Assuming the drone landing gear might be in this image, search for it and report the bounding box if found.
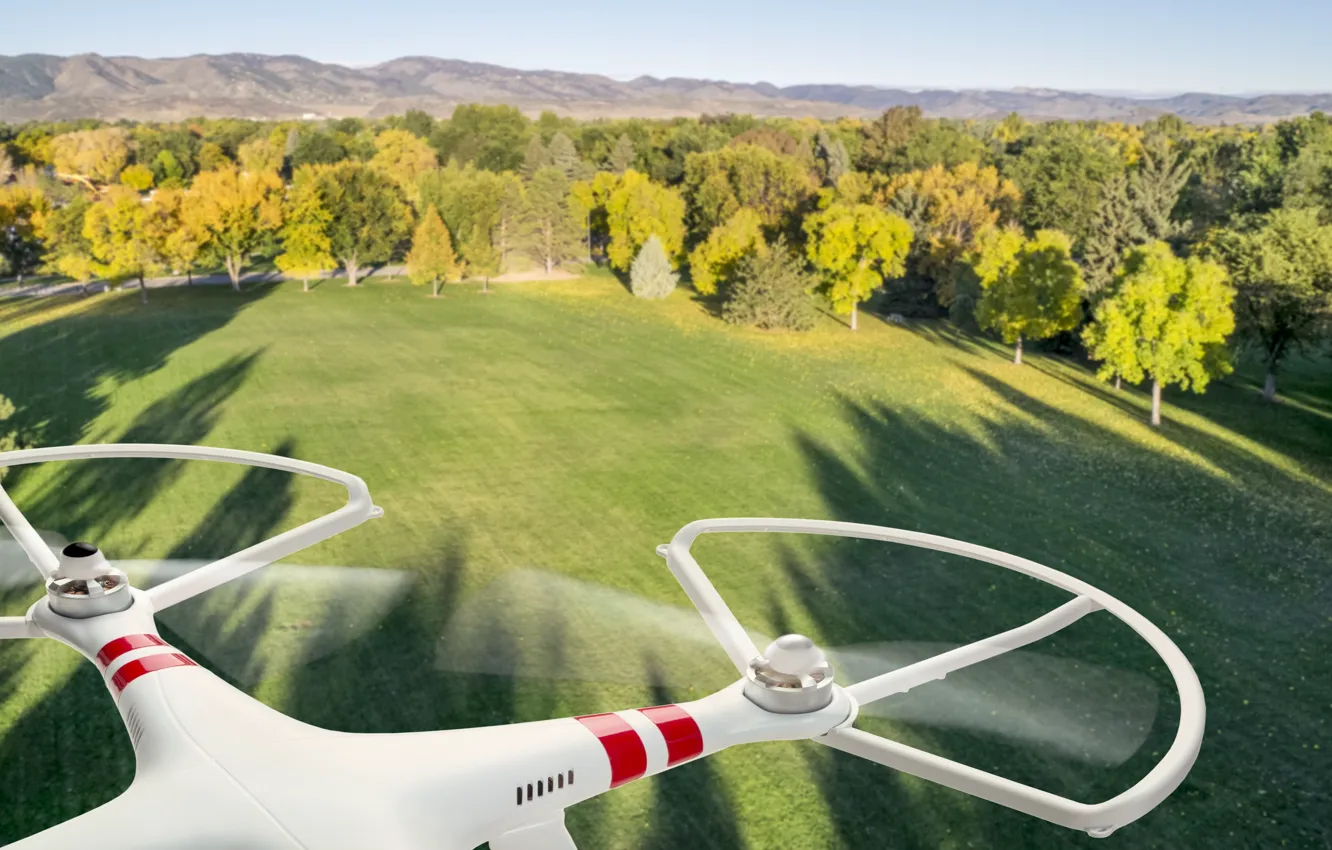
[490,811,576,850]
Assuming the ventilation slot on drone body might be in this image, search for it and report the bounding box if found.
[516,770,574,806]
[124,704,145,750]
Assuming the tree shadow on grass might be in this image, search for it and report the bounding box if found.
[786,383,1330,848]
[15,350,265,547]
[0,285,276,454]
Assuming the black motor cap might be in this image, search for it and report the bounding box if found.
[61,542,98,558]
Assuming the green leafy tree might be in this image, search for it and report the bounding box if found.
[1083,242,1236,426]
[417,162,508,269]
[723,240,817,330]
[630,234,678,299]
[688,207,767,296]
[288,129,345,169]
[519,166,582,275]
[1005,123,1121,250]
[313,162,413,286]
[803,202,914,331]
[681,144,812,240]
[276,167,336,293]
[605,170,686,271]
[1204,208,1332,401]
[464,224,500,293]
[35,194,98,293]
[406,205,460,297]
[184,164,285,292]
[973,229,1086,365]
[430,105,529,172]
[402,109,435,139]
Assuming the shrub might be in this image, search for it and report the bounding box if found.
[629,234,678,299]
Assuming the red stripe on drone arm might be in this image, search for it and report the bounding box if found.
[638,704,704,766]
[111,653,197,694]
[96,633,168,667]
[575,713,648,787]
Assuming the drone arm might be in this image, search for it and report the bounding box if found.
[0,615,40,639]
[0,478,59,579]
[846,594,1099,706]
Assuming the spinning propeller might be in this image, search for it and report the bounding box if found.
[0,444,1205,849]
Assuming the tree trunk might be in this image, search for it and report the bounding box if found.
[1150,380,1162,427]
[345,254,360,286]
[545,256,554,276]
[1013,336,1023,365]
[483,276,490,294]
[186,269,193,285]
[138,273,148,304]
[586,212,592,263]
[1114,375,1122,391]
[226,255,242,293]
[850,302,858,331]
[303,277,310,293]
[1262,371,1278,403]
[432,278,439,298]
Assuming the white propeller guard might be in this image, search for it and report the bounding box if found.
[0,443,380,619]
[661,517,1205,837]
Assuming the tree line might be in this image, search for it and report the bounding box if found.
[3,106,1332,424]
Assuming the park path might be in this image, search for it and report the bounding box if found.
[0,265,580,299]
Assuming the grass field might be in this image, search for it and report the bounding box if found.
[0,273,1328,848]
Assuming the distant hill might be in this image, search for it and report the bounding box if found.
[2,53,1330,124]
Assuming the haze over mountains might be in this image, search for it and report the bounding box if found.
[2,52,1330,124]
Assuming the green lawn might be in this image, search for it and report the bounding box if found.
[0,274,1327,848]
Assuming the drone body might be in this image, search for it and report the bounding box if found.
[0,445,1206,849]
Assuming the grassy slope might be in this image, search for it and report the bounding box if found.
[0,273,1327,848]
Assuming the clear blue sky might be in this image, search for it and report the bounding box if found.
[3,0,1329,94]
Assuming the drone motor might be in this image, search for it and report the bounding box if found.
[46,541,132,619]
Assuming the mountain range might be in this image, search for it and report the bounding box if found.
[2,53,1330,124]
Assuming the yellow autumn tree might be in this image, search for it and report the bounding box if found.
[804,203,914,331]
[882,162,1021,305]
[604,170,685,271]
[371,129,438,204]
[688,207,768,296]
[50,127,131,186]
[184,164,284,292]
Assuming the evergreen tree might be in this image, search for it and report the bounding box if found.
[519,166,582,275]
[547,133,581,179]
[630,235,678,299]
[1083,174,1148,296]
[608,134,636,174]
[1131,137,1192,243]
[521,136,550,180]
[723,240,817,330]
[815,129,850,187]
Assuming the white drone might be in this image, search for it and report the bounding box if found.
[0,444,1205,849]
